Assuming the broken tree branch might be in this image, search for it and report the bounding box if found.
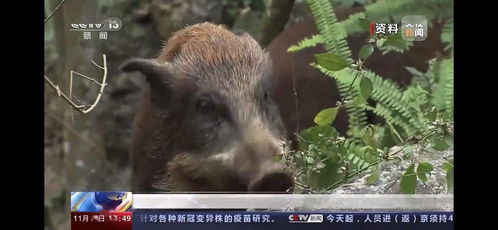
[44,0,67,24]
[44,54,108,114]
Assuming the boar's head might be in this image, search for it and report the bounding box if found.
[122,23,293,193]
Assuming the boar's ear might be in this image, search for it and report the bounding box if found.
[120,58,174,109]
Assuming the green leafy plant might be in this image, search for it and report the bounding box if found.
[284,0,454,194]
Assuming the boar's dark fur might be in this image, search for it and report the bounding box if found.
[122,23,293,193]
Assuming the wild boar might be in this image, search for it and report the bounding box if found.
[122,22,293,193]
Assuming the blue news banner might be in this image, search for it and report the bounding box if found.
[133,210,453,230]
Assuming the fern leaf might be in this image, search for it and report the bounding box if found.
[339,12,367,36]
[313,65,369,139]
[445,73,454,120]
[430,58,454,119]
[354,70,427,137]
[441,19,454,52]
[378,33,413,54]
[403,85,430,130]
[365,0,452,22]
[307,0,352,63]
[429,58,454,120]
[288,34,323,53]
[306,0,366,137]
[342,139,378,171]
[339,0,454,37]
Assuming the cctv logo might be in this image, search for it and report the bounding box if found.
[288,214,323,223]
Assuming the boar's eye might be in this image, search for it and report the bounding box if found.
[196,98,216,114]
[263,91,269,101]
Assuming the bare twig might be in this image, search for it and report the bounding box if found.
[81,55,108,113]
[69,67,75,120]
[44,54,108,114]
[91,59,105,70]
[292,53,300,136]
[44,0,67,24]
[72,70,104,86]
[44,75,85,110]
[341,70,360,105]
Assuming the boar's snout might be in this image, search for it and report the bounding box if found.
[230,121,293,192]
[248,171,293,192]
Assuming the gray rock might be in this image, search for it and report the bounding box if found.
[332,148,453,194]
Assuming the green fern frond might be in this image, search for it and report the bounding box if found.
[315,65,429,139]
[342,139,378,171]
[378,33,413,54]
[287,0,453,193]
[339,12,367,36]
[313,66,369,139]
[441,19,454,52]
[303,0,450,140]
[402,85,429,106]
[287,34,323,53]
[371,104,415,137]
[307,0,352,63]
[430,58,454,120]
[378,42,413,54]
[445,72,454,120]
[402,85,430,131]
[340,84,369,139]
[365,0,452,22]
[430,58,453,114]
[338,0,453,37]
[369,70,428,136]
[330,68,368,136]
[348,68,427,137]
[365,0,419,21]
[306,0,366,138]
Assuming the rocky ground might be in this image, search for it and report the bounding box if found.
[331,148,454,194]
